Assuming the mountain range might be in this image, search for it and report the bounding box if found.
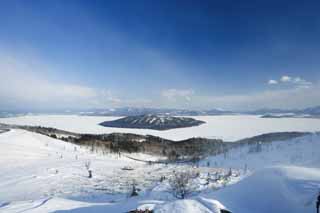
[81,106,320,117]
[1,106,320,118]
[81,107,234,116]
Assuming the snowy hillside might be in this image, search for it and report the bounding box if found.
[201,132,320,170]
[0,129,319,212]
[0,129,145,202]
[0,129,233,212]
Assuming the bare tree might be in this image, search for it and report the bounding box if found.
[85,160,92,178]
[169,170,197,199]
[227,168,232,177]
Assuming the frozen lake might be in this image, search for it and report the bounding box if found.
[1,115,320,141]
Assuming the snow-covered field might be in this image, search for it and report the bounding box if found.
[1,115,320,141]
[0,127,320,212]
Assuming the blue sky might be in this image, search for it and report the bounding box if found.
[0,0,320,110]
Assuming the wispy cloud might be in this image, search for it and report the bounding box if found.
[0,51,118,109]
[292,77,313,88]
[161,89,194,102]
[1,48,319,111]
[157,77,319,110]
[268,75,312,88]
[191,83,320,110]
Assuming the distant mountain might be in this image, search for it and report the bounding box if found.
[80,107,233,116]
[260,113,302,118]
[81,107,159,116]
[302,106,320,115]
[205,109,234,115]
[2,105,319,118]
[247,108,297,115]
[99,114,206,130]
[0,111,28,118]
[253,106,320,118]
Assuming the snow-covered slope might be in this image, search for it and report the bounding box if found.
[0,129,231,213]
[0,197,230,213]
[3,166,319,213]
[201,133,320,170]
[1,129,319,213]
[0,129,146,202]
[197,133,320,213]
[152,198,228,213]
[207,166,320,213]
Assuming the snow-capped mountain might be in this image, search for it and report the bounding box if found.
[99,114,206,130]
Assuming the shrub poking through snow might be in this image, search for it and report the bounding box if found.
[130,183,139,197]
[169,170,197,199]
[128,180,139,197]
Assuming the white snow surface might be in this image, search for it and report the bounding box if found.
[1,114,320,141]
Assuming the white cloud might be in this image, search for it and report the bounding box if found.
[99,90,122,104]
[0,52,118,109]
[0,49,318,111]
[157,77,318,110]
[269,75,312,89]
[161,89,194,101]
[293,77,302,83]
[292,77,313,88]
[268,79,278,85]
[192,83,320,110]
[280,75,292,82]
